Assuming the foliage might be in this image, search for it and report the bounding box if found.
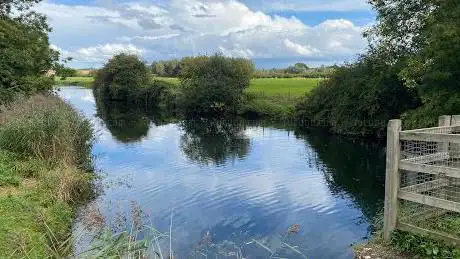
[0,0,58,104]
[55,65,77,79]
[253,65,336,78]
[93,54,151,100]
[399,0,460,128]
[178,54,254,115]
[390,230,460,258]
[296,53,420,136]
[151,59,182,77]
[0,18,56,103]
[286,63,309,74]
[298,0,460,135]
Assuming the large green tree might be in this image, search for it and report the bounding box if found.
[93,54,151,100]
[179,54,254,115]
[296,53,420,136]
[0,0,58,103]
[297,0,460,134]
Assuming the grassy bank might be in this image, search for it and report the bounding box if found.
[0,94,95,257]
[241,78,322,119]
[55,76,94,88]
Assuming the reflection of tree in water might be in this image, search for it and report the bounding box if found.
[95,98,150,143]
[295,129,386,230]
[95,94,177,143]
[180,119,250,166]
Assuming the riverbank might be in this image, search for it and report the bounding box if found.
[55,76,94,88]
[58,76,322,120]
[0,94,95,257]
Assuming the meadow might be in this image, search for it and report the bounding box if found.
[57,76,321,96]
[55,76,94,88]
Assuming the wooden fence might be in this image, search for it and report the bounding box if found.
[383,115,460,245]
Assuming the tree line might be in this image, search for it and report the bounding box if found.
[296,0,460,136]
[152,59,334,78]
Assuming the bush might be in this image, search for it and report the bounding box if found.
[296,54,420,136]
[0,94,94,169]
[0,18,56,104]
[178,54,254,115]
[390,230,460,258]
[93,54,151,100]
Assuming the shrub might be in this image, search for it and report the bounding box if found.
[178,54,254,115]
[296,54,420,136]
[0,94,94,169]
[390,230,460,258]
[93,54,151,100]
[0,18,56,104]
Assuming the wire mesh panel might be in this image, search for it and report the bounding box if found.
[396,122,460,244]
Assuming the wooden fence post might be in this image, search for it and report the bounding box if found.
[451,116,460,186]
[384,119,402,241]
[439,115,452,151]
[452,115,460,126]
[439,116,452,197]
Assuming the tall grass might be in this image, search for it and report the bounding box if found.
[0,94,96,257]
[0,94,94,170]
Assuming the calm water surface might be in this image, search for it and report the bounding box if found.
[58,87,386,259]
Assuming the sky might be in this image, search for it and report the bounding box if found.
[37,0,376,69]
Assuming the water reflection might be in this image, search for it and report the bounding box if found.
[180,119,250,166]
[94,96,175,143]
[59,87,386,259]
[296,129,386,229]
[95,99,150,143]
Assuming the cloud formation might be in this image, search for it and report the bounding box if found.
[38,0,370,68]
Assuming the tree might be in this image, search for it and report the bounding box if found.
[152,61,166,76]
[399,0,460,127]
[0,0,58,103]
[178,54,254,115]
[180,119,250,165]
[93,54,151,100]
[296,53,420,136]
[286,63,309,74]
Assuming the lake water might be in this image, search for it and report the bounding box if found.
[58,87,386,258]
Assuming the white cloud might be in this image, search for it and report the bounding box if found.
[118,34,181,42]
[283,39,319,56]
[258,0,371,12]
[72,44,145,63]
[37,0,368,67]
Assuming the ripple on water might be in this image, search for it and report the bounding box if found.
[60,88,385,259]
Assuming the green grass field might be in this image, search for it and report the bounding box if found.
[54,77,94,88]
[247,78,322,97]
[56,77,321,96]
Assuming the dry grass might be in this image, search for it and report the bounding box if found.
[40,165,94,203]
[0,94,93,168]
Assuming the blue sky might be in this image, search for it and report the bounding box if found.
[37,0,375,68]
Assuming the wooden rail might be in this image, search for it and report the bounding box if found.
[383,115,460,244]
